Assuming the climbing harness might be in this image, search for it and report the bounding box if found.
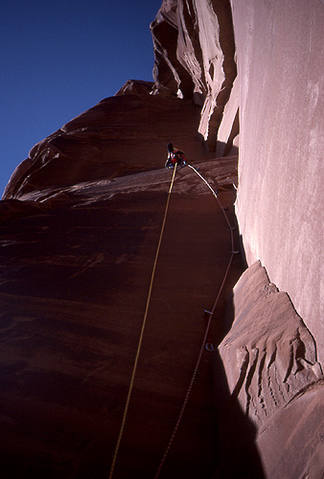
[108,165,178,479]
[109,161,237,479]
[154,164,237,479]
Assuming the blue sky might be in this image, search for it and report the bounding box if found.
[0,0,162,196]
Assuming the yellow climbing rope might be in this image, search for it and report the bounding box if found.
[108,164,178,479]
[154,163,237,479]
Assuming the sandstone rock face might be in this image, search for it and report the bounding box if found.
[231,0,324,362]
[218,261,324,478]
[115,79,154,96]
[0,153,243,477]
[216,75,239,157]
[3,84,208,201]
[151,0,323,365]
[151,0,237,151]
[150,0,195,98]
[1,0,324,477]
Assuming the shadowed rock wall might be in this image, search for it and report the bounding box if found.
[0,156,243,477]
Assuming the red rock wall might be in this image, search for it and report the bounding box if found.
[1,1,323,476]
[3,88,208,200]
[231,0,324,362]
[218,261,324,478]
[151,0,323,362]
[151,2,324,476]
[151,0,237,151]
[0,153,242,476]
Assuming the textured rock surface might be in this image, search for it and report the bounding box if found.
[1,0,324,477]
[218,261,324,478]
[231,0,324,361]
[151,0,237,151]
[151,0,323,364]
[3,85,208,200]
[150,0,195,98]
[257,385,324,479]
[0,157,243,477]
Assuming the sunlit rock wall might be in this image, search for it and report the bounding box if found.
[151,0,237,151]
[218,261,324,479]
[231,0,324,362]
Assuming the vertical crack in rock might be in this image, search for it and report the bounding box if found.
[257,348,267,416]
[151,0,237,151]
[195,0,237,150]
[150,2,195,97]
[244,346,259,417]
[176,0,207,98]
[232,345,249,398]
[232,0,323,365]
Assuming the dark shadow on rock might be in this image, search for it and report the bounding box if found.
[216,218,247,341]
[201,204,265,477]
[238,233,247,269]
[215,139,239,158]
[227,143,238,156]
[211,347,265,478]
[204,138,239,158]
[210,287,265,478]
[208,217,264,477]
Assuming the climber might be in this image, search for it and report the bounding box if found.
[165,142,187,169]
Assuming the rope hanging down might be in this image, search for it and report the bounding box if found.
[108,164,178,479]
[188,164,236,251]
[154,163,237,479]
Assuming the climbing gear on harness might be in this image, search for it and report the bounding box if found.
[166,143,188,169]
[166,159,187,169]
